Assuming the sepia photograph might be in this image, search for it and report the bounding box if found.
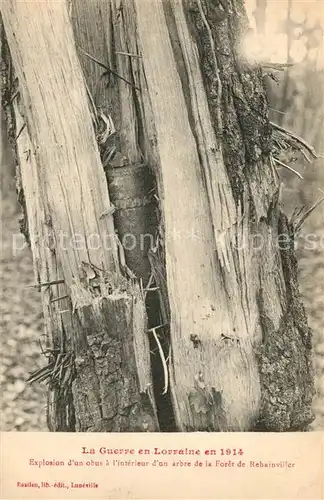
[1,0,323,438]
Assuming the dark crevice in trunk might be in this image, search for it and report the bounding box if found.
[146,292,176,431]
[1,22,29,243]
[105,160,176,431]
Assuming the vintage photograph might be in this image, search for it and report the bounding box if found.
[1,0,323,434]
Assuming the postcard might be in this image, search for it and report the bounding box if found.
[0,0,323,498]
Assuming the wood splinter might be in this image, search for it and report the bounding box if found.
[26,279,65,289]
[99,204,116,219]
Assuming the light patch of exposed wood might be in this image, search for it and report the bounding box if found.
[134,0,261,430]
[12,94,74,429]
[2,0,120,288]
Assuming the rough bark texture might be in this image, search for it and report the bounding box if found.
[1,0,159,432]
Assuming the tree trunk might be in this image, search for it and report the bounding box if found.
[1,0,159,432]
[1,0,315,432]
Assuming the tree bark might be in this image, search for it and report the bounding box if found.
[1,0,315,432]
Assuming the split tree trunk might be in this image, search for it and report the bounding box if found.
[1,0,314,432]
[1,1,159,432]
